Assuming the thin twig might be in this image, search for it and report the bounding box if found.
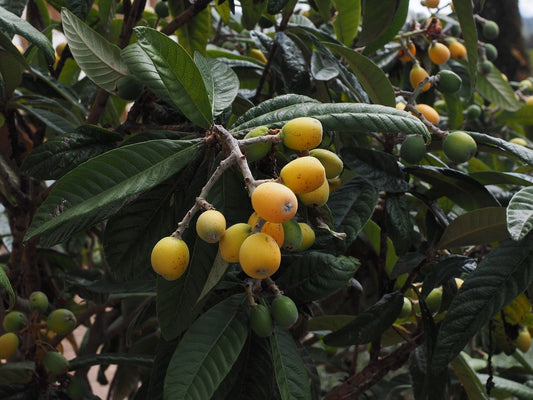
[161,0,212,35]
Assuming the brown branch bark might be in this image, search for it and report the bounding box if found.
[160,0,213,35]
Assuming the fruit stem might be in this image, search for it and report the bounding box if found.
[265,278,282,296]
[404,103,448,138]
[245,280,258,307]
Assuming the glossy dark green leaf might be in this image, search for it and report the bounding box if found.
[0,362,34,385]
[385,194,413,255]
[148,338,179,400]
[438,207,510,249]
[451,0,478,96]
[468,131,533,166]
[68,353,153,370]
[331,0,360,46]
[421,256,476,298]
[507,187,533,241]
[406,166,500,211]
[241,0,267,30]
[469,171,533,186]
[324,291,404,346]
[325,42,395,106]
[0,6,54,64]
[163,294,249,399]
[232,101,429,136]
[0,0,26,16]
[342,147,409,192]
[431,235,533,374]
[276,252,360,303]
[409,347,428,400]
[268,0,290,14]
[476,65,521,112]
[476,373,533,398]
[270,327,312,400]
[61,8,127,92]
[361,0,409,55]
[310,49,339,81]
[22,126,120,180]
[169,0,210,55]
[25,139,201,246]
[122,27,212,128]
[305,315,354,332]
[273,32,311,94]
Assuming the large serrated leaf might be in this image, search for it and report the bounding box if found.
[438,207,510,249]
[122,27,212,128]
[450,353,489,400]
[0,265,15,309]
[61,8,128,93]
[431,235,533,374]
[22,126,121,180]
[194,53,239,118]
[331,0,360,46]
[0,6,55,64]
[325,42,395,106]
[451,0,477,96]
[276,252,360,303]
[231,102,429,136]
[163,294,249,400]
[324,291,404,346]
[273,32,311,94]
[25,139,201,246]
[507,187,533,241]
[270,327,312,400]
[342,147,408,192]
[476,66,521,112]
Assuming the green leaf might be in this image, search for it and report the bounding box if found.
[231,102,428,137]
[0,7,55,64]
[122,27,212,128]
[61,8,128,92]
[272,32,311,94]
[241,0,267,30]
[361,0,409,55]
[0,362,34,385]
[431,235,533,374]
[477,374,533,398]
[468,131,533,166]
[361,219,399,275]
[325,42,395,106]
[451,0,478,96]
[442,93,464,130]
[496,104,533,125]
[450,353,489,400]
[175,2,210,55]
[438,207,510,249]
[0,265,15,309]
[148,338,179,400]
[385,194,413,255]
[25,139,201,246]
[476,65,521,112]
[507,186,533,241]
[270,327,312,400]
[305,315,354,332]
[194,53,239,117]
[405,166,500,211]
[324,291,404,346]
[197,252,229,302]
[163,294,249,399]
[341,147,408,192]
[331,0,360,46]
[21,126,121,180]
[421,256,476,299]
[469,171,533,186]
[276,252,360,303]
[68,353,153,370]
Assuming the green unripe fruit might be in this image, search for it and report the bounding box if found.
[0,332,19,359]
[400,135,426,164]
[155,1,170,18]
[425,288,443,314]
[281,219,303,251]
[3,311,28,332]
[466,104,482,120]
[484,43,498,61]
[47,309,77,335]
[483,21,500,40]
[309,149,343,179]
[479,60,493,75]
[398,297,413,319]
[271,295,298,329]
[443,131,477,163]
[29,291,49,314]
[244,126,272,162]
[43,351,69,375]
[436,70,462,94]
[250,304,273,337]
[66,376,90,400]
[116,75,144,100]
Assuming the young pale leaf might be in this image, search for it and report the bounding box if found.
[122,27,213,128]
[231,102,428,137]
[324,291,404,346]
[508,187,533,241]
[331,0,360,46]
[21,126,121,180]
[0,7,54,64]
[163,294,249,400]
[451,0,478,96]
[450,353,489,400]
[25,139,201,246]
[324,42,395,106]
[61,8,128,92]
[276,252,360,303]
[361,0,409,54]
[438,207,510,249]
[0,265,15,309]
[476,66,521,112]
[270,327,312,400]
[431,235,533,374]
[194,53,239,117]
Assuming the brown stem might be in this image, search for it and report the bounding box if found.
[161,0,213,35]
